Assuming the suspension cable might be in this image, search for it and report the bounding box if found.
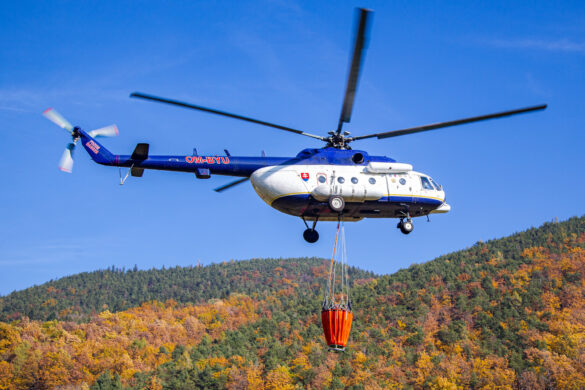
[336,220,348,309]
[328,218,341,302]
[340,221,348,305]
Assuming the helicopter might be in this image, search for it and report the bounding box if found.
[43,8,546,243]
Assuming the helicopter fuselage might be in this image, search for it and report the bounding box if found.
[80,132,449,223]
[249,148,449,221]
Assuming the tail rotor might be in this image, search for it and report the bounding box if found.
[88,124,119,138]
[58,143,76,173]
[43,108,118,173]
[42,108,74,134]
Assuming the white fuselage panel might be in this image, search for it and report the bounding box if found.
[250,164,447,216]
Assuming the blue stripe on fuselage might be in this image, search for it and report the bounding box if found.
[383,195,443,206]
[270,193,443,217]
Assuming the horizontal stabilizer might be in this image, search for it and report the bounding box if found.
[131,143,149,160]
[214,177,248,192]
[131,167,144,177]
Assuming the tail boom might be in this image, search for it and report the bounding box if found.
[78,131,288,178]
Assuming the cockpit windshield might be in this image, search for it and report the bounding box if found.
[430,178,442,191]
[420,176,434,190]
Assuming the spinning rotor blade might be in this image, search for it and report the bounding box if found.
[58,143,75,173]
[88,124,119,138]
[336,8,372,134]
[43,108,74,133]
[350,104,548,141]
[214,177,249,193]
[130,92,325,141]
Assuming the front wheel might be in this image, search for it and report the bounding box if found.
[400,220,413,234]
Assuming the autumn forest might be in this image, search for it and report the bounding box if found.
[1,216,585,389]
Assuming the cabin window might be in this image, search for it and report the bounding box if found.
[337,177,345,184]
[318,175,327,184]
[351,177,358,184]
[420,176,434,190]
[369,177,376,185]
[399,178,406,185]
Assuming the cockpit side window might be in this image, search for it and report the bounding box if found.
[420,176,434,190]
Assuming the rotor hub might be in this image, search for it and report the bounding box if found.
[326,131,352,149]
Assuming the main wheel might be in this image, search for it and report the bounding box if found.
[303,228,319,243]
[328,196,345,213]
[400,220,413,235]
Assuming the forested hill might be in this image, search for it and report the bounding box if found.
[374,214,585,295]
[0,257,376,322]
[1,216,585,389]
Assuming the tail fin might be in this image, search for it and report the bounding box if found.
[79,130,115,165]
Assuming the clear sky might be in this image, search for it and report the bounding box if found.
[1,1,584,295]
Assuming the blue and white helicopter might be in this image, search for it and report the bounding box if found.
[44,9,546,243]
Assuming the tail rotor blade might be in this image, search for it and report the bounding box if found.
[43,108,74,133]
[88,124,119,138]
[58,143,75,173]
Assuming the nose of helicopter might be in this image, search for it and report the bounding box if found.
[431,188,450,214]
[433,202,451,213]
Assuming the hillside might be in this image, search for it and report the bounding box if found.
[0,257,376,322]
[0,216,584,389]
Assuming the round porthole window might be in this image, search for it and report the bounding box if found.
[369,177,376,185]
[399,178,406,185]
[318,175,326,183]
[351,177,358,184]
[337,177,345,184]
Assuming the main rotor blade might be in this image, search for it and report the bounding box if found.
[214,177,249,193]
[130,92,325,141]
[350,104,548,141]
[336,8,372,134]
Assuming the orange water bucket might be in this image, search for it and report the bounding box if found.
[321,308,353,351]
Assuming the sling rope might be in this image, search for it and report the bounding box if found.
[328,218,341,300]
[324,216,351,310]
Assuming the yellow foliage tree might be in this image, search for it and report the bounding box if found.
[266,365,294,390]
[246,364,265,390]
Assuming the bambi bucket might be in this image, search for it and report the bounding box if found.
[321,308,353,351]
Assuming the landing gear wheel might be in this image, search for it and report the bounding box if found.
[328,196,345,213]
[399,220,414,235]
[303,228,319,243]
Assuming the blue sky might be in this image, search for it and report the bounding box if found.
[1,1,584,295]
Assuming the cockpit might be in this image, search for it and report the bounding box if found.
[420,176,442,191]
